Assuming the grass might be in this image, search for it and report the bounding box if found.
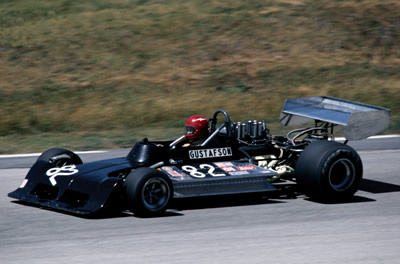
[0,0,399,153]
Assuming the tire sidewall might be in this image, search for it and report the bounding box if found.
[319,147,362,200]
[37,148,82,166]
[295,141,363,202]
[124,167,173,217]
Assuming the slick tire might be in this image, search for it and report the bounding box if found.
[295,141,363,203]
[37,148,83,167]
[124,168,173,217]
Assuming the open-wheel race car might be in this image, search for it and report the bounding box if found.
[9,96,391,217]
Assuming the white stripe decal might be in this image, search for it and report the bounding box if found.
[0,150,107,159]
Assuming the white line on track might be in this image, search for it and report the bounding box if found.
[0,150,107,159]
[0,135,399,159]
[335,135,400,141]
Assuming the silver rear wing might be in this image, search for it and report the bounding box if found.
[279,96,391,141]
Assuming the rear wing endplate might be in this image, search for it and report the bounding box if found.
[280,96,391,140]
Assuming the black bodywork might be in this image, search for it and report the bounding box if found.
[9,135,278,215]
[8,97,391,216]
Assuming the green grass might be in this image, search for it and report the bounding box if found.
[0,0,399,153]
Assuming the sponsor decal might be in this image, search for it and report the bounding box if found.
[237,165,256,171]
[222,167,236,172]
[259,170,273,174]
[46,165,79,186]
[189,147,232,159]
[229,171,248,176]
[214,162,235,167]
[162,166,184,177]
[167,170,183,177]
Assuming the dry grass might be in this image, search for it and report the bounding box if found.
[0,0,399,153]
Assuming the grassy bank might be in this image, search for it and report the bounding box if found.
[1,0,399,153]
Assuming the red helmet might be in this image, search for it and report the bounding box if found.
[185,115,209,140]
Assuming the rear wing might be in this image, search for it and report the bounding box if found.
[279,96,391,141]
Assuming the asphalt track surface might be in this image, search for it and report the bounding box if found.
[1,137,399,264]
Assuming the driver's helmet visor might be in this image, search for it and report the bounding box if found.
[185,126,195,135]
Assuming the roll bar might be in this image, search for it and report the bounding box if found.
[201,109,232,146]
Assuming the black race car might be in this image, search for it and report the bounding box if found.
[8,96,391,217]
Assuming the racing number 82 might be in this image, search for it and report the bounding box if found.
[182,164,225,178]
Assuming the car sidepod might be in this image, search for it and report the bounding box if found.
[161,161,277,198]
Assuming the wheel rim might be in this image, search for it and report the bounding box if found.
[53,159,72,167]
[328,158,356,191]
[141,177,171,211]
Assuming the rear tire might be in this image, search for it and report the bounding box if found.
[124,168,173,217]
[295,141,363,202]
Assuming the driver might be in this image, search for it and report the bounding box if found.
[183,115,209,146]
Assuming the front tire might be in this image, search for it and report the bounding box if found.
[295,141,363,202]
[124,168,173,217]
[37,148,82,167]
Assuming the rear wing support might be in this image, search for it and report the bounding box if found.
[279,96,391,141]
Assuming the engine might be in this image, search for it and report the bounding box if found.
[232,120,270,144]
